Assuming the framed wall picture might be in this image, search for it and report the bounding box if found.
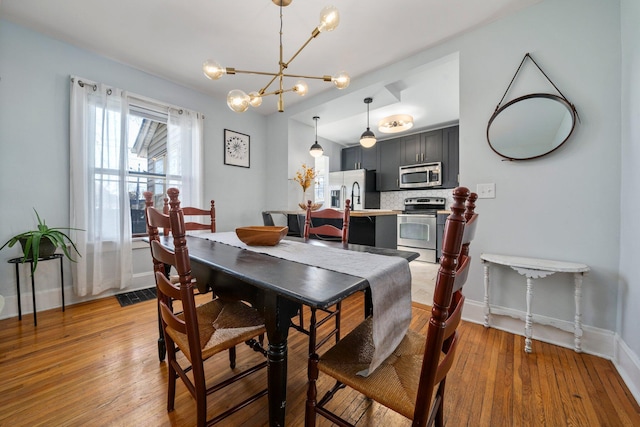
[224,129,250,168]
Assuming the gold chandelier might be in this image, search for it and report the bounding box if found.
[202,0,350,113]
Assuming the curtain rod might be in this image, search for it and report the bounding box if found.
[70,76,204,119]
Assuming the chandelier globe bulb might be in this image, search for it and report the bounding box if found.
[318,6,340,32]
[227,89,250,113]
[202,60,225,80]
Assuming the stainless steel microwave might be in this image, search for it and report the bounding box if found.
[399,162,442,189]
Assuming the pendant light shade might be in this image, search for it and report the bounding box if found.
[310,116,324,157]
[360,97,376,148]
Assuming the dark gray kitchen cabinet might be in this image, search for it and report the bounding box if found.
[441,125,459,188]
[376,138,402,191]
[421,129,443,163]
[348,215,398,249]
[400,129,443,166]
[341,145,377,170]
[400,133,422,166]
[342,125,458,191]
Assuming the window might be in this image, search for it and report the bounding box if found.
[70,76,203,295]
[126,105,173,236]
[314,155,329,204]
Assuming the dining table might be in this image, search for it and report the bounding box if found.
[158,232,419,426]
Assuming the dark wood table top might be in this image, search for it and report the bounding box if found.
[161,235,418,309]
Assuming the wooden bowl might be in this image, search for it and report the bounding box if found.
[235,226,289,246]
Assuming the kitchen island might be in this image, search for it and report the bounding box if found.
[265,209,400,249]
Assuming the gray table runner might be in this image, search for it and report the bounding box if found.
[192,231,412,376]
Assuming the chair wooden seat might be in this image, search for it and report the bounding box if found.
[305,187,478,427]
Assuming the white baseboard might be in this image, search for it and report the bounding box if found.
[463,299,615,359]
[613,335,640,405]
[0,270,156,320]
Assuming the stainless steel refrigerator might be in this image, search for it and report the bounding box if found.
[328,169,380,210]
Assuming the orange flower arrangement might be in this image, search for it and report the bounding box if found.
[293,163,317,192]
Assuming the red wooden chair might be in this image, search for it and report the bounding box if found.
[147,188,268,426]
[290,200,351,355]
[305,187,478,427]
[144,191,221,362]
[162,196,215,234]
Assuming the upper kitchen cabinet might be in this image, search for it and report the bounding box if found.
[400,129,443,166]
[341,145,378,171]
[342,125,458,191]
[376,138,402,191]
[441,125,459,188]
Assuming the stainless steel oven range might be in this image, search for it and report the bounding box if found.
[397,197,446,263]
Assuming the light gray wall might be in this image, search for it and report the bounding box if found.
[0,19,268,307]
[459,0,621,330]
[620,0,640,358]
[266,0,623,333]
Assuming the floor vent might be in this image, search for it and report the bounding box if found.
[116,287,156,307]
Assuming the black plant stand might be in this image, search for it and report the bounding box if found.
[8,253,64,326]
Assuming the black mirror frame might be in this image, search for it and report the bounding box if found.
[486,93,578,161]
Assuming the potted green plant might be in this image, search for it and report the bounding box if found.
[1,209,82,273]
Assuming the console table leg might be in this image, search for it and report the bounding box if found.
[483,263,491,327]
[574,272,584,353]
[524,277,534,353]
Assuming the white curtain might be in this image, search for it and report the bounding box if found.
[69,77,133,296]
[167,108,204,207]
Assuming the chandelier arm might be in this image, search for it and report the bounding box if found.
[282,32,318,69]
[234,69,331,80]
[232,69,281,77]
[282,73,332,81]
[258,74,280,95]
[259,86,303,98]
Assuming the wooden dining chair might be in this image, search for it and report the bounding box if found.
[144,191,221,362]
[290,200,351,355]
[163,196,215,235]
[148,187,268,427]
[305,187,479,427]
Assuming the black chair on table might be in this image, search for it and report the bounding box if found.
[147,187,268,427]
[261,211,275,226]
[305,187,479,427]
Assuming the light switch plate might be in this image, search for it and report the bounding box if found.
[477,183,495,199]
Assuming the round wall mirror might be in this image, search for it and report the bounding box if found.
[487,93,577,161]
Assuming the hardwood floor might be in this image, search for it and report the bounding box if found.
[0,293,638,426]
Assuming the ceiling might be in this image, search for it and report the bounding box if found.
[0,0,540,145]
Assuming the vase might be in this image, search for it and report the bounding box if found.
[298,191,308,211]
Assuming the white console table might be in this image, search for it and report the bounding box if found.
[480,253,589,353]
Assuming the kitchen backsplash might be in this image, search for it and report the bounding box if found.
[381,189,456,211]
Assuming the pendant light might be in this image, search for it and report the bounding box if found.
[309,116,324,157]
[360,97,376,148]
